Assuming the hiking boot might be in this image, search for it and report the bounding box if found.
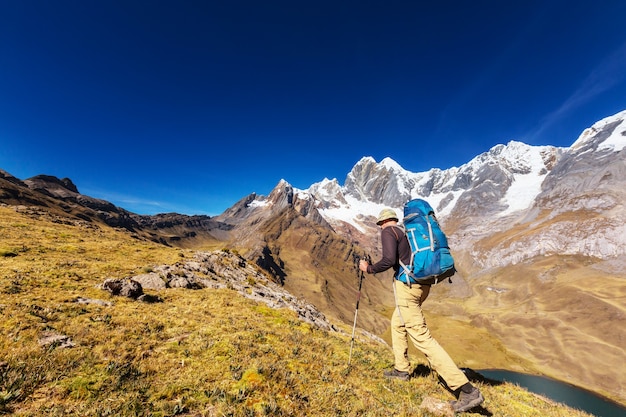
[451,386,484,413]
[383,368,410,381]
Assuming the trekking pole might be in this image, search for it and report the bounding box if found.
[348,254,370,366]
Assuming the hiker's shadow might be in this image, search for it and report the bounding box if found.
[410,365,504,386]
[461,405,492,416]
[462,367,504,386]
[410,364,433,378]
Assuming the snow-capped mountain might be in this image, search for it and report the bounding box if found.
[230,109,626,268]
[312,140,563,228]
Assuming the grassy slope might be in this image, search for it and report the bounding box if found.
[0,206,595,416]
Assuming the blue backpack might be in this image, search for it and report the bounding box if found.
[396,199,456,285]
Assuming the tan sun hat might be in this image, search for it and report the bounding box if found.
[376,208,398,225]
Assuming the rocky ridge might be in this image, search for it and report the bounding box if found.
[0,169,227,246]
[146,250,338,331]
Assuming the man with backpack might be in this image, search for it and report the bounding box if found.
[358,207,484,413]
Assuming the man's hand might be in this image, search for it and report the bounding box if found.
[359,259,369,273]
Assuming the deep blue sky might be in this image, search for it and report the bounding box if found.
[1,1,625,215]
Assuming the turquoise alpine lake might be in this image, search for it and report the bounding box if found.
[478,369,626,417]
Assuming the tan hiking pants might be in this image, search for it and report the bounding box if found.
[391,280,469,391]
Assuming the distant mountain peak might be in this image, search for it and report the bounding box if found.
[571,109,626,153]
[24,174,80,198]
[379,157,404,171]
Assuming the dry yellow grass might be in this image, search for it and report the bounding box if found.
[0,205,597,416]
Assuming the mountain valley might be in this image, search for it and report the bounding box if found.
[1,109,625,412]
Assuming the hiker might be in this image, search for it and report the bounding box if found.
[358,208,484,413]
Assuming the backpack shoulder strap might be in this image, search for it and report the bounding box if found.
[390,224,413,287]
[389,224,405,239]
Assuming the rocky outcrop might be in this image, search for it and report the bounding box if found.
[102,278,144,298]
[109,250,338,332]
[38,332,75,349]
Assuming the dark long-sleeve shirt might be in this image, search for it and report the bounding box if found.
[367,225,411,275]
